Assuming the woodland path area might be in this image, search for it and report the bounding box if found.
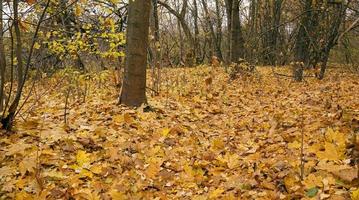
[0,67,358,199]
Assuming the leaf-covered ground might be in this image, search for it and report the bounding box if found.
[0,66,358,199]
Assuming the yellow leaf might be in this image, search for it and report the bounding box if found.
[43,170,65,180]
[5,143,31,156]
[308,143,322,154]
[79,169,93,178]
[123,113,134,124]
[303,174,323,189]
[90,165,103,174]
[19,154,37,175]
[162,128,170,137]
[192,195,207,200]
[211,138,224,151]
[316,142,343,161]
[225,153,240,169]
[209,188,225,199]
[284,173,299,192]
[15,190,33,200]
[75,5,83,16]
[34,42,41,50]
[76,150,90,167]
[145,163,160,179]
[112,114,123,124]
[110,190,126,200]
[326,128,346,148]
[288,140,301,149]
[352,188,359,200]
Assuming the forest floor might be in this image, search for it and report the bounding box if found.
[0,66,358,200]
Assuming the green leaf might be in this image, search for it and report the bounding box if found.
[306,187,319,197]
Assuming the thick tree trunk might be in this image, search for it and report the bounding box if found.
[293,0,313,81]
[263,0,282,65]
[119,0,151,107]
[230,0,245,62]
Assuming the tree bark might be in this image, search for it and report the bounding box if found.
[193,0,200,64]
[317,2,346,80]
[2,0,23,129]
[230,0,245,62]
[215,0,223,61]
[293,0,313,81]
[0,0,6,113]
[201,0,223,61]
[119,0,151,107]
[151,0,161,92]
[224,0,233,63]
[158,0,194,52]
[263,0,282,65]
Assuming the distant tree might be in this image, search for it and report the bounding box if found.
[225,0,245,63]
[293,0,313,81]
[119,0,152,107]
[293,0,347,81]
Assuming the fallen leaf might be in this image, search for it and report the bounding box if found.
[209,188,225,199]
[76,150,90,167]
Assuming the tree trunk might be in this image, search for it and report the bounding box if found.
[201,0,223,61]
[193,0,201,64]
[293,0,312,81]
[224,0,233,64]
[317,2,345,80]
[0,0,6,113]
[151,0,161,93]
[230,0,245,62]
[178,19,184,64]
[215,0,223,61]
[119,0,151,107]
[158,0,195,58]
[263,0,282,65]
[271,0,282,65]
[2,0,24,129]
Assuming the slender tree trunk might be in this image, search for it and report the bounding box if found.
[2,0,50,129]
[0,0,6,113]
[151,0,161,93]
[178,19,184,64]
[225,0,233,64]
[193,0,200,64]
[248,0,257,63]
[317,2,345,80]
[270,0,282,65]
[201,0,223,61]
[215,0,223,61]
[119,0,151,107]
[2,0,23,129]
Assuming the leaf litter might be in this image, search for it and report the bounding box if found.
[0,66,358,199]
